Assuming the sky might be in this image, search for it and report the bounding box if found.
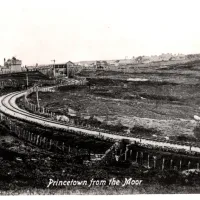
[0,0,200,65]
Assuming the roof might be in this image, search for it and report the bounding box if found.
[67,61,74,65]
[49,61,74,66]
[26,66,36,69]
[96,60,108,65]
[1,66,9,69]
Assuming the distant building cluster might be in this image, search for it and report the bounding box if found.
[133,53,186,64]
[76,53,189,71]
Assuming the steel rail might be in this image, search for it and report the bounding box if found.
[0,87,200,154]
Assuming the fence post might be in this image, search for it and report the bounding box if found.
[62,142,65,152]
[43,137,46,148]
[125,149,128,161]
[130,149,132,157]
[162,158,165,171]
[49,139,52,150]
[188,161,191,169]
[36,135,40,145]
[56,141,59,151]
[153,156,157,169]
[179,160,182,170]
[147,154,150,168]
[30,132,32,142]
[140,152,143,165]
[170,159,173,169]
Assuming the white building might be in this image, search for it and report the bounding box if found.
[2,57,22,72]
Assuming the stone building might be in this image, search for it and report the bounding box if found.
[36,61,76,78]
[95,60,108,70]
[2,57,22,72]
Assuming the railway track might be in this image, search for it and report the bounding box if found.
[0,81,200,154]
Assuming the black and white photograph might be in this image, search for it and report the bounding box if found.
[0,0,200,196]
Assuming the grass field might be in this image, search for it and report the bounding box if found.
[27,64,200,142]
[0,71,50,86]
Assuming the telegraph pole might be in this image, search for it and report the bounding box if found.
[36,85,40,108]
[51,59,56,78]
[124,56,128,74]
[26,73,29,88]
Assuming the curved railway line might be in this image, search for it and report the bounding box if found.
[0,81,200,154]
